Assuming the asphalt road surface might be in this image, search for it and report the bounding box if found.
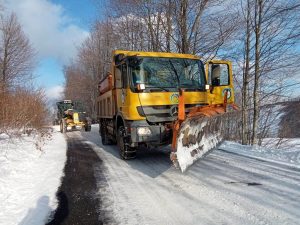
[46,132,112,225]
[48,126,300,225]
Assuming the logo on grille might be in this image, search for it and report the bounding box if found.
[170,93,179,104]
[170,105,178,117]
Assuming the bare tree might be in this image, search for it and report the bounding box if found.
[241,0,251,145]
[251,0,263,144]
[63,17,125,119]
[231,0,300,145]
[0,13,35,91]
[0,86,47,136]
[103,0,239,56]
[0,12,47,137]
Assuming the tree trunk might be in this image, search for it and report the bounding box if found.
[180,0,188,53]
[166,0,172,52]
[242,0,251,145]
[252,0,262,145]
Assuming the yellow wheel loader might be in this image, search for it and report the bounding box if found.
[57,100,92,133]
[97,50,237,171]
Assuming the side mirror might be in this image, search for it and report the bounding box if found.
[114,54,125,65]
[127,56,142,68]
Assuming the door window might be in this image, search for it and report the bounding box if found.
[208,64,229,86]
[121,64,127,88]
[115,66,122,88]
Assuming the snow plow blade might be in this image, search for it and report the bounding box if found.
[171,89,238,172]
[171,106,226,172]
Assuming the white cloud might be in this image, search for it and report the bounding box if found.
[46,85,63,100]
[4,0,89,64]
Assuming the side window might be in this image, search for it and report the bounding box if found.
[115,66,122,88]
[115,64,127,88]
[121,64,127,88]
[209,64,229,86]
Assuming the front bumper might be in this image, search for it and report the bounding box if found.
[128,120,172,146]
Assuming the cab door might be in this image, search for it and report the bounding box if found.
[205,60,234,105]
[115,63,129,118]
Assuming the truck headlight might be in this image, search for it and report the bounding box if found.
[137,127,151,136]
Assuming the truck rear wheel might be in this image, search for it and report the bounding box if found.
[117,126,136,159]
[100,124,111,145]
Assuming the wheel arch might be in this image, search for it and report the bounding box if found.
[116,113,125,129]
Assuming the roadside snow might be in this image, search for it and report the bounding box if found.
[220,139,300,169]
[0,126,67,225]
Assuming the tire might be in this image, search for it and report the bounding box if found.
[100,124,111,145]
[85,125,91,132]
[116,126,136,159]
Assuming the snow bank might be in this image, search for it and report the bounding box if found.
[220,139,300,169]
[0,126,67,225]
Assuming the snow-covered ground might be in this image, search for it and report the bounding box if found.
[1,123,300,225]
[80,125,300,225]
[220,139,300,169]
[0,126,67,225]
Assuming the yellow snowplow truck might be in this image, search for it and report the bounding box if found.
[57,100,91,133]
[97,50,237,171]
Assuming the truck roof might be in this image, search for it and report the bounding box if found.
[113,50,200,60]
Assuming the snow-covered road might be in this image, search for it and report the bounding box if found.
[77,126,300,225]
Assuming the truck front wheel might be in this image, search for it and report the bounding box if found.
[117,126,136,159]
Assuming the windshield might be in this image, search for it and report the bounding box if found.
[57,102,73,111]
[130,57,205,90]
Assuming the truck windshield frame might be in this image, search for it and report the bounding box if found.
[128,57,206,92]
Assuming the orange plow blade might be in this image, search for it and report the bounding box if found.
[171,106,227,172]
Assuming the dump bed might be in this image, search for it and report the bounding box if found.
[98,73,113,94]
[97,73,115,119]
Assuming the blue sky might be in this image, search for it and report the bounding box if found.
[4,0,99,100]
[3,0,300,100]
[51,0,98,29]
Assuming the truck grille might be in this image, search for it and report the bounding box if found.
[136,104,207,123]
